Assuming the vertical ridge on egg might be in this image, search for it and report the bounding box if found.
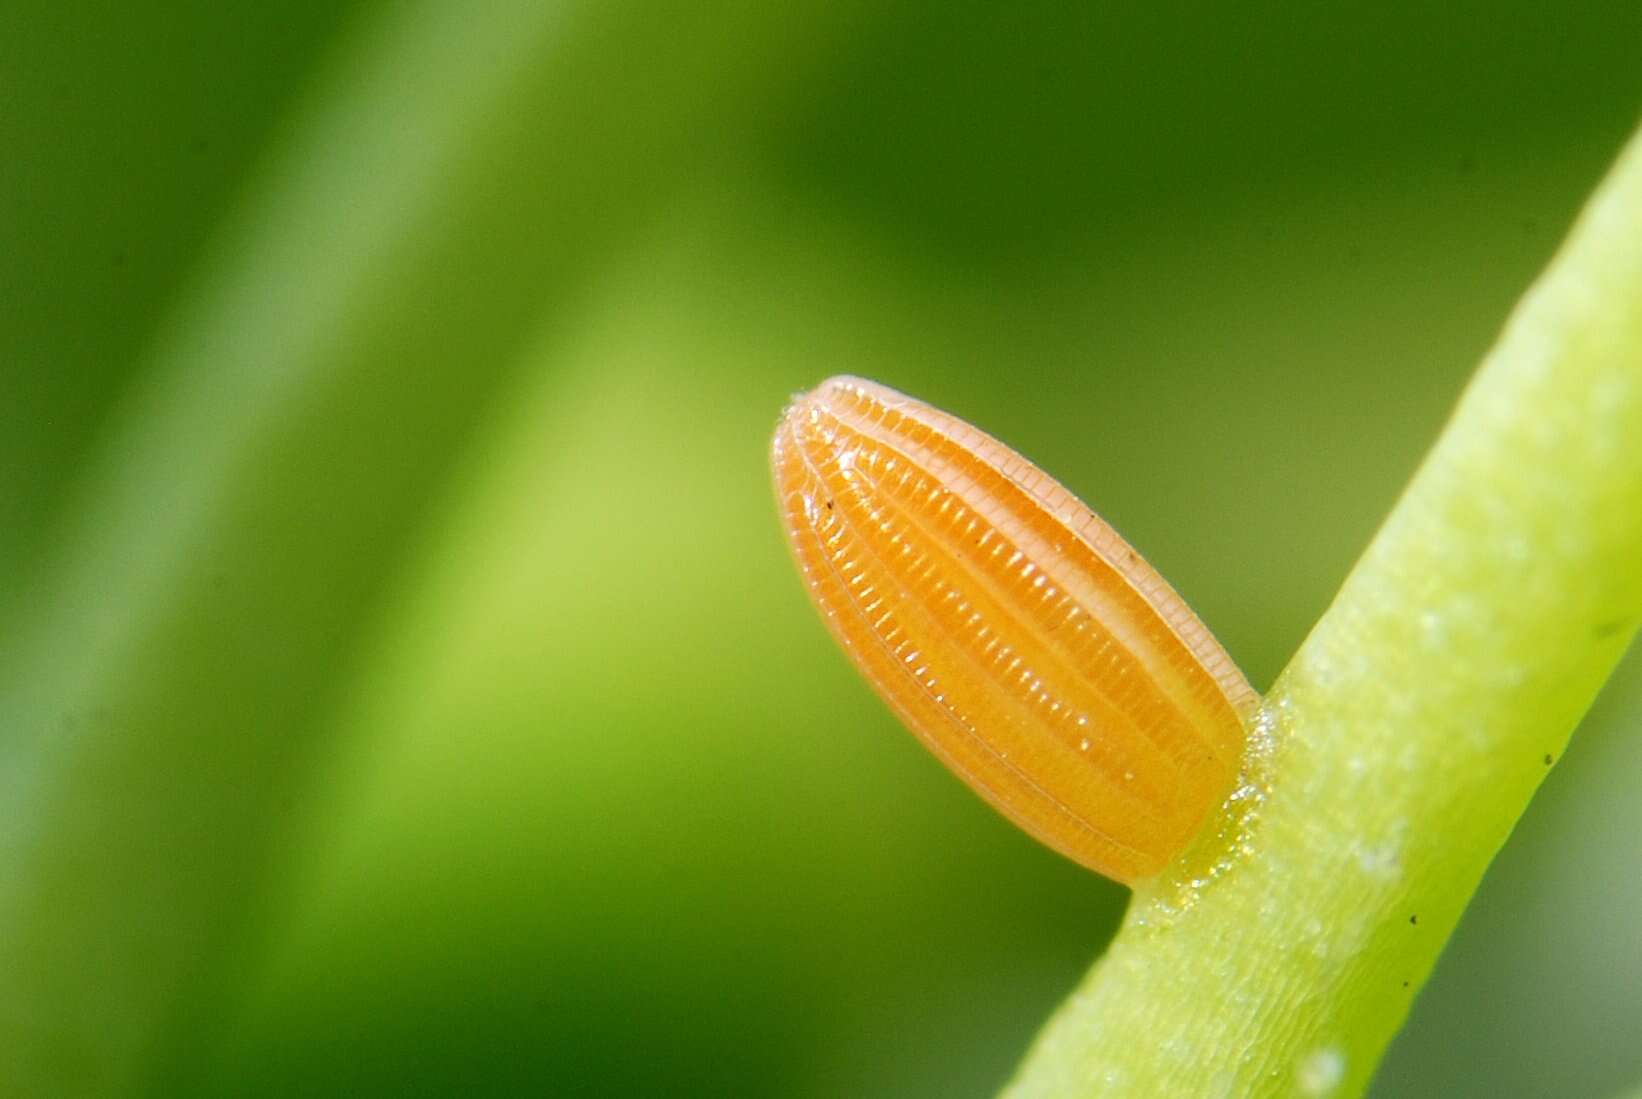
[771,375,1258,884]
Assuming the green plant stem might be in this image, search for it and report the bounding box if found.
[1004,126,1642,1098]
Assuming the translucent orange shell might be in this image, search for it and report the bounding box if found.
[771,376,1259,884]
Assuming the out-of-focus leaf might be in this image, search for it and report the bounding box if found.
[0,0,363,574]
[0,1,859,1093]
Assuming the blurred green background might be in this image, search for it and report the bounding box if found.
[3,2,1640,1096]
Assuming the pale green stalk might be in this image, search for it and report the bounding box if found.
[1005,125,1642,1098]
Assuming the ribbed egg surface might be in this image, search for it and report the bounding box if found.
[771,376,1258,884]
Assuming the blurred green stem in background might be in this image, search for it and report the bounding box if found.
[1005,126,1642,1098]
[0,1,854,1094]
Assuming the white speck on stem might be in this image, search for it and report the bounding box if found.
[1355,838,1404,881]
[1296,1047,1346,1095]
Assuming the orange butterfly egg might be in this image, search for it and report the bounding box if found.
[771,376,1259,884]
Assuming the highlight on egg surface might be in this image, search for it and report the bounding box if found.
[770,376,1259,885]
